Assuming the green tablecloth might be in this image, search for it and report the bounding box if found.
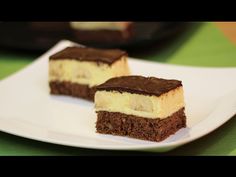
[0,22,236,156]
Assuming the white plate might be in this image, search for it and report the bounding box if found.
[0,40,236,152]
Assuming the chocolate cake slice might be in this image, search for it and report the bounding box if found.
[95,76,186,142]
[49,46,130,101]
[70,22,133,44]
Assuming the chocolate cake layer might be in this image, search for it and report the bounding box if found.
[96,76,182,97]
[49,46,127,65]
[70,22,133,44]
[96,108,186,142]
[49,81,96,101]
[72,29,133,44]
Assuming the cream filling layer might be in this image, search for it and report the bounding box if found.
[95,87,185,119]
[70,22,129,31]
[49,57,130,87]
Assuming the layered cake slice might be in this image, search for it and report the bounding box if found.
[49,46,130,101]
[70,22,133,43]
[95,76,186,142]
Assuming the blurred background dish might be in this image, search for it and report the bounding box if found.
[0,22,189,53]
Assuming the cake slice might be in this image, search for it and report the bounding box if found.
[70,22,133,43]
[49,46,130,101]
[95,76,186,142]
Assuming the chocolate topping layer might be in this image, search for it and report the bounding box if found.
[96,76,182,96]
[49,46,127,65]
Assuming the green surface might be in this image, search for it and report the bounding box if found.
[0,22,236,156]
[146,22,236,67]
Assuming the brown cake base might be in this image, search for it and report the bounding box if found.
[96,108,186,142]
[73,30,132,44]
[49,81,96,101]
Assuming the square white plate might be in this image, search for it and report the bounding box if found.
[0,40,236,152]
